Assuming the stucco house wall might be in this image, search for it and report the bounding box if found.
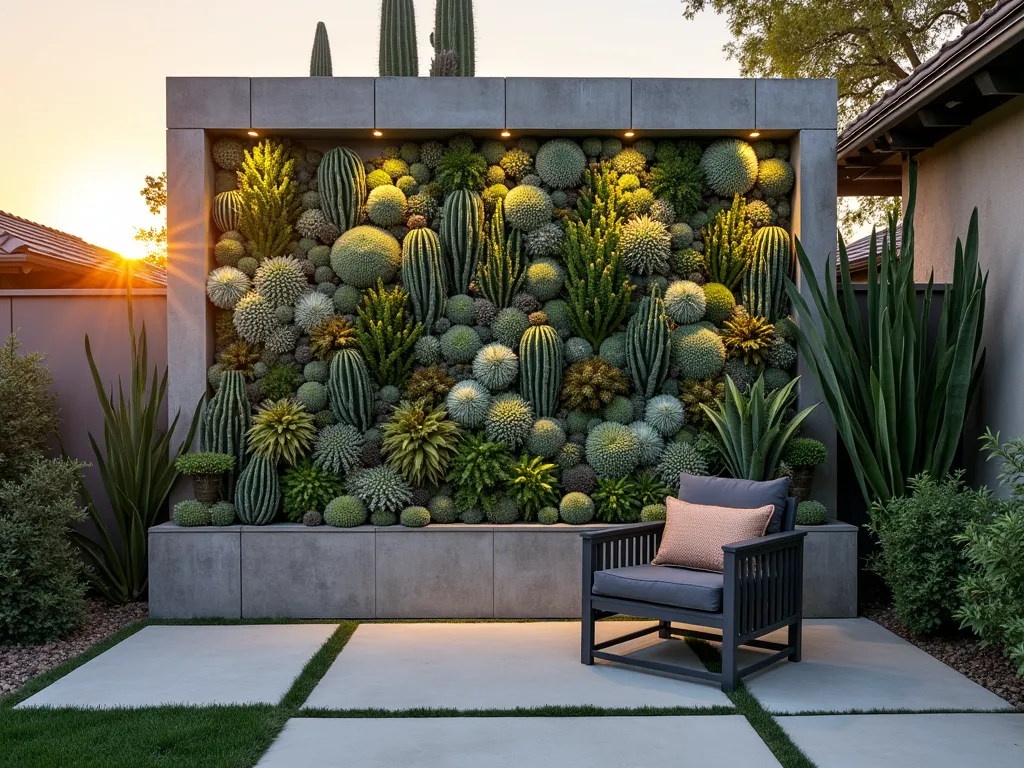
[903,95,1024,488]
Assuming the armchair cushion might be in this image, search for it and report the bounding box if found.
[592,564,725,612]
[677,474,790,533]
[652,497,774,571]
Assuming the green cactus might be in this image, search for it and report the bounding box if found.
[519,324,563,418]
[627,285,671,398]
[440,189,485,294]
[237,140,300,258]
[402,228,448,328]
[318,147,367,235]
[742,226,791,323]
[379,0,419,76]
[477,199,526,310]
[356,281,425,387]
[704,194,754,290]
[433,0,475,77]
[328,349,374,432]
[310,21,332,76]
[234,453,280,525]
[200,371,251,500]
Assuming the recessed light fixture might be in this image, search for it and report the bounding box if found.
[372,130,384,137]
[247,130,259,138]
[501,130,511,138]
[624,131,635,138]
[749,131,761,138]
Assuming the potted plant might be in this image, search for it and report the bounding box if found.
[174,452,235,504]
[781,438,828,502]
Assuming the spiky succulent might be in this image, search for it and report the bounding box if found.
[491,308,530,350]
[293,292,334,333]
[535,138,587,189]
[586,421,642,478]
[593,476,641,523]
[472,343,519,391]
[330,226,402,289]
[722,315,775,366]
[485,394,534,449]
[644,394,686,437]
[503,185,553,232]
[560,491,596,525]
[309,317,357,361]
[347,465,413,515]
[405,365,456,408]
[219,340,262,379]
[630,421,666,466]
[381,399,461,486]
[560,358,629,413]
[264,324,301,356]
[367,185,407,227]
[700,139,758,197]
[233,292,278,344]
[281,459,345,522]
[757,158,795,198]
[312,423,364,475]
[207,266,251,310]
[621,215,672,275]
[247,398,316,466]
[746,199,773,229]
[447,435,512,514]
[664,280,707,325]
[254,256,308,307]
[679,378,725,430]
[446,380,492,428]
[672,324,726,380]
[702,282,736,325]
[524,258,566,302]
[295,208,339,243]
[656,440,709,488]
[323,495,367,527]
[507,454,560,521]
[612,148,647,175]
[524,222,564,259]
[527,418,567,459]
[764,337,798,370]
[499,148,532,180]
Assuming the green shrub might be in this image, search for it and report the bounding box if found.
[324,495,368,527]
[448,435,512,515]
[559,492,595,525]
[795,500,827,526]
[0,458,88,644]
[173,499,211,527]
[400,506,431,528]
[593,477,641,523]
[869,472,994,635]
[281,459,345,522]
[783,438,828,468]
[174,452,235,476]
[0,335,60,484]
[382,400,461,486]
[640,503,667,522]
[209,501,236,526]
[507,454,559,521]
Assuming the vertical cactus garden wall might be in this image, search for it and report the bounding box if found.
[197,133,798,530]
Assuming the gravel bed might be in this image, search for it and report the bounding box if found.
[863,601,1023,709]
[0,600,147,697]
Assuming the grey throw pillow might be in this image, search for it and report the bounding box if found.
[677,474,790,534]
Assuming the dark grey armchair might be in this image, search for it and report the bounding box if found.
[580,496,805,692]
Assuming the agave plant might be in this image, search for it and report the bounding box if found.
[721,314,775,366]
[382,399,462,486]
[700,375,816,482]
[72,285,201,603]
[247,398,316,466]
[785,162,986,504]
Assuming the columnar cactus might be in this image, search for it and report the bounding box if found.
[318,147,367,235]
[212,191,241,233]
[379,0,419,77]
[310,21,332,76]
[234,453,280,525]
[627,285,671,398]
[477,200,526,309]
[328,349,374,432]
[519,324,563,417]
[402,228,448,328]
[199,371,251,500]
[433,0,475,77]
[440,189,485,294]
[742,226,792,323]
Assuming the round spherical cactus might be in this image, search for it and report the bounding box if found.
[526,418,567,459]
[427,494,459,524]
[757,158,795,198]
[621,216,671,276]
[564,337,594,365]
[764,338,798,370]
[400,505,431,528]
[330,226,402,289]
[524,258,566,302]
[323,496,367,528]
[445,294,477,326]
[233,292,277,344]
[640,503,667,522]
[559,492,596,525]
[796,500,828,526]
[503,185,554,232]
[294,292,334,333]
[173,500,211,527]
[700,139,758,197]
[645,395,686,437]
[485,394,534,450]
[303,509,325,527]
[447,380,492,428]
[664,280,707,325]
[296,381,329,413]
[487,495,520,524]
[498,148,532,180]
[671,325,726,380]
[367,185,407,227]
[602,396,634,426]
[206,267,251,310]
[538,506,560,525]
[212,138,245,171]
[254,256,308,307]
[535,138,587,189]
[524,222,564,259]
[473,343,519,391]
[656,440,709,487]
[441,325,483,365]
[586,422,642,478]
[612,148,647,175]
[630,421,666,466]
[702,282,736,325]
[598,333,628,368]
[208,501,235,526]
[492,308,531,350]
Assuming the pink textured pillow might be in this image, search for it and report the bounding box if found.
[652,497,774,572]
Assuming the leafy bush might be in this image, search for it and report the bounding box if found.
[447,435,511,515]
[174,452,235,476]
[281,459,345,522]
[869,472,994,635]
[0,334,60,483]
[507,454,559,521]
[782,438,828,468]
[381,400,462,486]
[0,458,88,644]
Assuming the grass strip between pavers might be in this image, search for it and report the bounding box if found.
[301,703,735,718]
[685,638,817,768]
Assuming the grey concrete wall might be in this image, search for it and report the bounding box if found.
[907,96,1024,489]
[797,521,858,618]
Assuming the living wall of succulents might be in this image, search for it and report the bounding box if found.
[194,130,799,529]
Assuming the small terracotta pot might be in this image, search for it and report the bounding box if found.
[192,474,221,504]
[789,466,814,503]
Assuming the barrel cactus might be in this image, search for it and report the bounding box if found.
[328,349,374,432]
[318,147,367,234]
[440,189,485,294]
[519,324,563,417]
[234,453,280,525]
[626,286,671,399]
[742,226,791,324]
[402,227,448,328]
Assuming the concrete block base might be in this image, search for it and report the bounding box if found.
[797,520,859,618]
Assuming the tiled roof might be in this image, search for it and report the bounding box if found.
[838,0,1024,153]
[0,211,166,285]
[843,225,902,272]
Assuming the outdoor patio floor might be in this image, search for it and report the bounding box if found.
[8,618,1022,767]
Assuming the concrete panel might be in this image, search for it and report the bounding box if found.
[374,529,493,618]
[303,622,729,710]
[0,297,10,336]
[632,79,755,131]
[755,79,838,130]
[798,521,858,618]
[166,129,214,476]
[166,77,250,129]
[374,77,505,130]
[792,129,839,511]
[148,524,240,619]
[505,78,631,131]
[241,526,375,619]
[493,529,581,618]
[250,77,374,130]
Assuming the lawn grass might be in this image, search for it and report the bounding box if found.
[0,621,358,768]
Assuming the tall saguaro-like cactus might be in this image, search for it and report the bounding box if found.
[433,0,475,77]
[310,21,332,76]
[379,0,419,76]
